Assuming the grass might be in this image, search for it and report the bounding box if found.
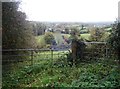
[81,33,90,40]
[61,33,91,40]
[35,33,90,40]
[33,51,68,64]
[2,54,120,88]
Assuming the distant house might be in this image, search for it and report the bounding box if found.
[45,28,53,32]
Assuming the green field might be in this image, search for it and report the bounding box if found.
[62,33,91,40]
[81,33,90,40]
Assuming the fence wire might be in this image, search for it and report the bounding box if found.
[2,42,115,67]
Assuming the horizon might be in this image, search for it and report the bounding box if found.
[27,20,114,23]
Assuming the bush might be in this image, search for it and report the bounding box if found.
[35,36,46,48]
[89,27,105,41]
[108,22,120,62]
[44,32,55,44]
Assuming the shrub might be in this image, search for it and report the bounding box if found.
[89,27,105,41]
[108,22,120,63]
[44,32,55,44]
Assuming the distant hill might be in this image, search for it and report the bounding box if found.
[28,20,113,29]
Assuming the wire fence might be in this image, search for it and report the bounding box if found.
[2,42,115,66]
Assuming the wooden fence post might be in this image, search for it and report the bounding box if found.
[105,43,108,58]
[31,50,33,65]
[51,49,53,67]
[51,49,53,60]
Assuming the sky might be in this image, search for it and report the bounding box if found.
[19,0,120,22]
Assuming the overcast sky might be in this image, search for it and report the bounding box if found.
[19,0,120,22]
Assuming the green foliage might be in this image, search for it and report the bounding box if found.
[71,71,120,88]
[70,27,80,36]
[80,29,89,34]
[44,32,55,44]
[2,59,52,87]
[2,2,36,64]
[2,2,35,49]
[89,27,106,41]
[30,22,46,36]
[2,57,120,88]
[35,35,46,48]
[108,23,120,57]
[68,27,80,42]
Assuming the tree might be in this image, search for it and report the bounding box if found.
[65,27,69,34]
[81,25,84,30]
[30,22,46,36]
[108,22,120,64]
[67,27,86,66]
[69,27,80,41]
[2,2,36,63]
[44,32,55,44]
[89,27,105,41]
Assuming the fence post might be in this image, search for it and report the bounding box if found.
[31,50,34,65]
[51,49,53,60]
[51,49,53,67]
[105,43,108,58]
